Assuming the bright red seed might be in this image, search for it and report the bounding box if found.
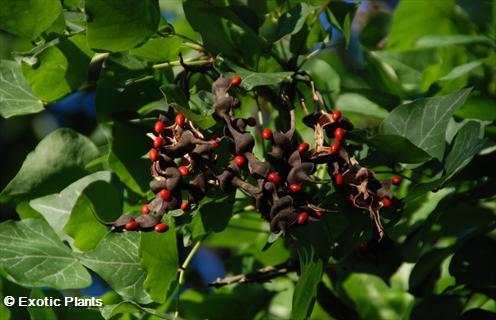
[315,210,324,218]
[359,243,367,256]
[297,212,308,224]
[262,129,272,140]
[211,138,220,148]
[290,183,302,193]
[153,136,164,148]
[155,223,169,233]
[159,189,171,201]
[392,176,401,185]
[382,197,392,207]
[231,76,242,86]
[331,109,341,121]
[234,155,246,167]
[348,194,355,204]
[334,127,345,141]
[180,201,190,212]
[247,117,256,127]
[149,149,159,161]
[297,142,309,153]
[125,221,139,231]
[330,140,341,153]
[141,204,150,215]
[335,173,343,185]
[154,121,164,133]
[267,172,281,185]
[178,166,189,176]
[175,113,185,127]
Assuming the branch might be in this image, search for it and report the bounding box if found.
[208,260,297,288]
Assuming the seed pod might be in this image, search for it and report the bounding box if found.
[112,214,135,231]
[135,214,159,231]
[245,152,271,177]
[287,162,315,184]
[164,167,182,190]
[270,196,294,219]
[150,178,167,193]
[212,76,231,97]
[214,96,236,117]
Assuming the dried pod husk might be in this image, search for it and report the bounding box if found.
[212,76,231,97]
[270,196,294,219]
[245,152,270,178]
[214,96,236,117]
[187,173,208,203]
[287,162,316,184]
[302,112,322,128]
[272,131,291,146]
[150,178,167,194]
[234,133,254,154]
[135,214,159,231]
[235,118,246,131]
[164,167,182,190]
[216,165,239,193]
[288,150,302,167]
[270,208,296,234]
[112,214,134,232]
[268,145,285,161]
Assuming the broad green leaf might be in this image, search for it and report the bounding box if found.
[0,219,91,289]
[130,36,181,62]
[0,0,62,39]
[442,121,491,183]
[64,199,107,251]
[30,171,114,243]
[410,295,463,320]
[408,248,452,295]
[449,236,496,290]
[416,35,495,48]
[86,0,160,52]
[107,121,150,195]
[188,195,235,240]
[226,69,293,91]
[379,88,472,160]
[28,289,57,320]
[160,85,216,129]
[303,59,340,94]
[22,35,93,102]
[0,128,99,202]
[455,96,496,121]
[80,232,152,304]
[291,222,332,319]
[335,93,389,119]
[269,3,315,42]
[387,0,458,50]
[325,1,359,45]
[0,60,43,119]
[140,221,178,303]
[343,273,414,320]
[439,61,483,81]
[100,301,175,320]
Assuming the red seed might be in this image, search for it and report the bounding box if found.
[159,189,171,201]
[335,173,343,185]
[153,136,164,148]
[359,243,367,256]
[149,149,159,161]
[175,113,185,127]
[382,197,392,207]
[334,127,345,141]
[231,76,242,86]
[315,210,324,218]
[267,172,281,185]
[247,117,256,127]
[234,155,245,167]
[211,138,220,148]
[178,166,189,176]
[262,129,272,140]
[290,183,302,193]
[154,121,164,133]
[297,142,309,153]
[330,140,340,153]
[155,223,169,233]
[392,176,401,185]
[180,201,190,212]
[297,212,308,224]
[348,194,355,204]
[125,221,139,231]
[331,109,341,121]
[141,204,150,215]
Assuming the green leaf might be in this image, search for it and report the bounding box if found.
[379,88,472,160]
[64,184,118,251]
[188,195,235,240]
[387,0,458,50]
[100,301,175,320]
[226,69,293,91]
[335,93,389,119]
[0,60,44,119]
[442,120,491,183]
[85,0,160,52]
[107,121,150,195]
[269,3,315,42]
[0,219,92,289]
[130,36,181,62]
[160,85,216,129]
[30,171,115,243]
[140,221,178,303]
[303,59,340,94]
[0,0,63,39]
[291,222,332,319]
[0,128,99,202]
[325,1,359,45]
[416,35,495,48]
[28,289,58,320]
[80,232,152,304]
[22,35,93,102]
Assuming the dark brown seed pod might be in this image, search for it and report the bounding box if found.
[211,76,231,97]
[150,178,167,193]
[245,152,271,178]
[112,214,135,232]
[270,196,294,219]
[214,96,236,117]
[287,162,316,184]
[164,167,182,190]
[135,214,159,231]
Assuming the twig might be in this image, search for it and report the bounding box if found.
[174,241,202,319]
[208,260,297,288]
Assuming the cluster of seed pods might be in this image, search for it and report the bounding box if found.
[110,75,401,241]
